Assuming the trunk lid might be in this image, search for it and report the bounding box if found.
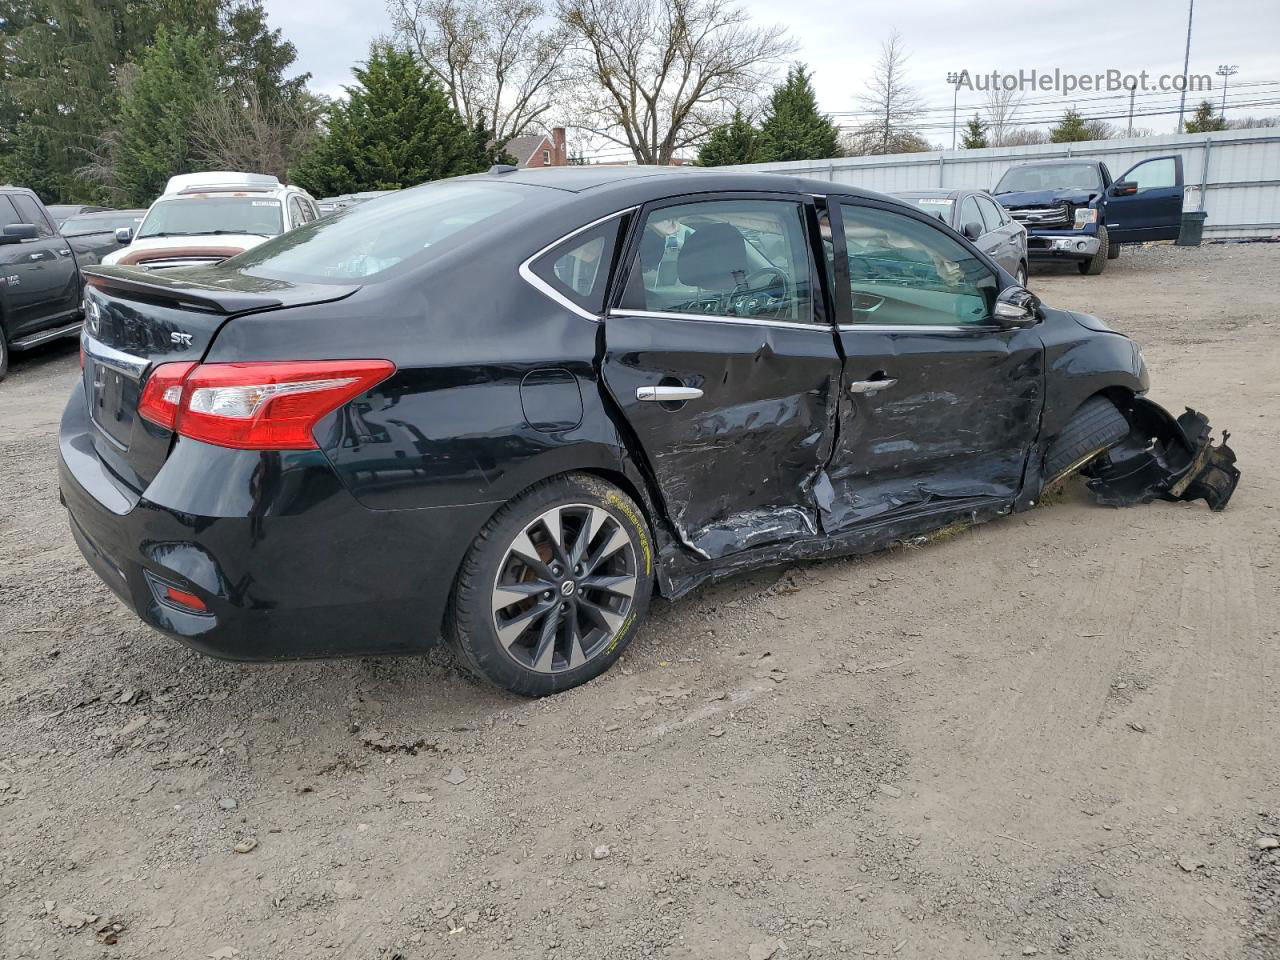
[80,266,359,492]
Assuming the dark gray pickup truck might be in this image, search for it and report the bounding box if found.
[0,185,86,380]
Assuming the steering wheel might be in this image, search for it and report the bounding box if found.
[728,266,791,317]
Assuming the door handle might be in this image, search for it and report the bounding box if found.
[637,385,703,402]
[848,378,897,395]
[58,248,71,256]
[1008,236,1019,244]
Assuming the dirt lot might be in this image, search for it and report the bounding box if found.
[2,243,1278,960]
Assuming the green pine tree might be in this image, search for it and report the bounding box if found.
[758,64,842,163]
[960,114,988,149]
[1184,100,1227,133]
[221,0,310,104]
[110,27,221,205]
[1049,108,1090,143]
[696,111,762,166]
[2,0,222,202]
[290,44,494,195]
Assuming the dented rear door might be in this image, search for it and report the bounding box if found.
[824,198,1044,530]
[602,193,842,560]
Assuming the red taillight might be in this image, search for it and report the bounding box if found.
[138,362,196,430]
[137,360,395,451]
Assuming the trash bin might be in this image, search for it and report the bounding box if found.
[1177,210,1208,246]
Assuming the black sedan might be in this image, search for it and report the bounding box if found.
[60,167,1238,696]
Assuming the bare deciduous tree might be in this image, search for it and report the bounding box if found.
[983,85,1022,146]
[852,30,922,156]
[556,0,793,165]
[388,0,570,144]
[188,88,324,182]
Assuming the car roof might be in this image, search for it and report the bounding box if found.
[466,165,882,202]
[65,208,146,220]
[894,189,962,200]
[1005,158,1097,167]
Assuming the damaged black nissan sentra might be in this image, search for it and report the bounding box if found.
[60,167,1239,696]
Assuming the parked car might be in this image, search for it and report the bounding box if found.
[61,167,1238,696]
[60,209,146,266]
[892,189,1028,285]
[47,203,110,228]
[100,172,320,270]
[0,186,85,380]
[992,157,1185,275]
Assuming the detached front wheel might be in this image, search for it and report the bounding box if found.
[447,475,653,696]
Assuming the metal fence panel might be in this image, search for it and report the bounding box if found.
[726,127,1280,237]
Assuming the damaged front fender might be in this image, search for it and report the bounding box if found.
[1085,398,1240,511]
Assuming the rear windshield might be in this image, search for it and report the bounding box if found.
[228,181,537,284]
[994,163,1102,194]
[61,212,144,236]
[137,196,285,239]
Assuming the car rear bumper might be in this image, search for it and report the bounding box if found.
[1027,232,1100,259]
[58,384,498,661]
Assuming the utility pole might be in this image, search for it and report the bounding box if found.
[1176,0,1195,132]
[1126,79,1136,137]
[1217,64,1238,118]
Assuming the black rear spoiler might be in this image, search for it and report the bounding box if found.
[83,266,360,316]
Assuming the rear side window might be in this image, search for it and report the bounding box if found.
[618,198,817,324]
[528,217,625,315]
[11,193,54,237]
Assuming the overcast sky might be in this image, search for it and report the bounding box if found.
[263,0,1279,157]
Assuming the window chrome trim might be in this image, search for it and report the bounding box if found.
[518,207,638,323]
[611,308,834,331]
[836,322,1002,333]
[81,332,149,377]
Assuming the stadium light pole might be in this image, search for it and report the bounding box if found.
[1216,64,1238,119]
[1176,0,1195,132]
[946,71,965,150]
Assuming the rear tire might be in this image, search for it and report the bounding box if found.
[1042,395,1130,486]
[1077,225,1108,275]
[0,327,9,383]
[447,474,654,697]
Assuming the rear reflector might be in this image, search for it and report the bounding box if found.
[163,585,207,612]
[137,359,395,450]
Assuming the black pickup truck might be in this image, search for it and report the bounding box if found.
[992,156,1185,276]
[0,186,85,380]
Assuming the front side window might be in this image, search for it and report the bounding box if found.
[138,196,285,240]
[0,196,23,230]
[619,198,815,323]
[958,196,984,235]
[528,218,625,314]
[11,194,54,237]
[839,203,997,327]
[1126,158,1177,191]
[976,196,1005,233]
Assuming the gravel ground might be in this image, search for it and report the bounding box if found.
[1,242,1278,960]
